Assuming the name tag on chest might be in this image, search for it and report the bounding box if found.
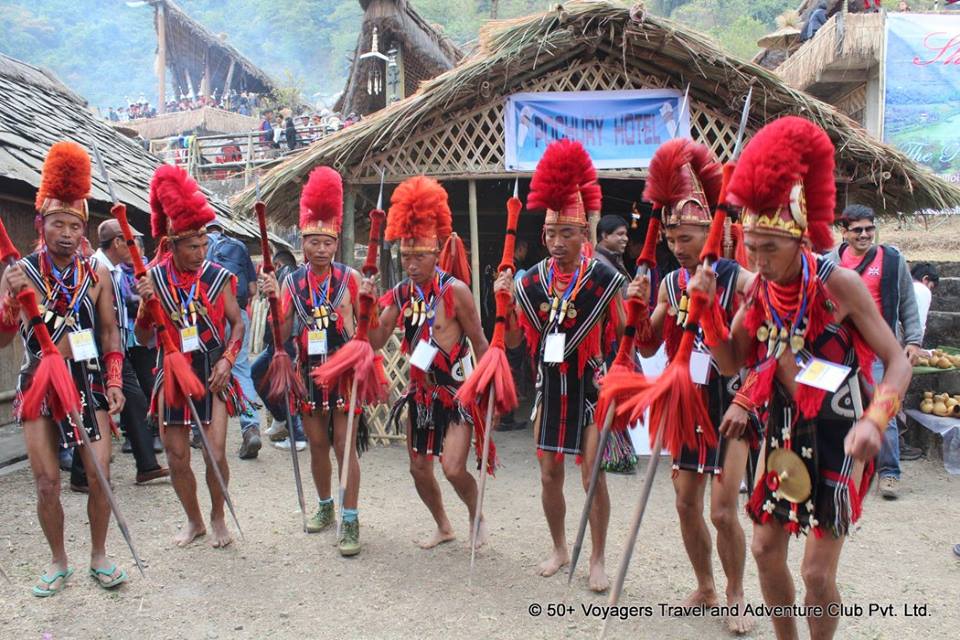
[410,340,440,372]
[795,357,850,393]
[180,325,200,353]
[689,350,712,385]
[308,329,328,356]
[68,329,99,362]
[544,332,566,364]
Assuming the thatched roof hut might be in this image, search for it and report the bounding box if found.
[0,53,267,244]
[239,0,960,233]
[150,0,277,111]
[336,0,463,117]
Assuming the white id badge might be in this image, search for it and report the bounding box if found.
[689,350,712,385]
[68,329,99,362]
[795,357,851,393]
[544,332,566,364]
[307,329,328,356]
[410,340,440,372]
[461,355,474,378]
[180,325,200,353]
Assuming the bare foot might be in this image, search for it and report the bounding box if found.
[538,548,570,577]
[470,517,489,550]
[210,517,233,549]
[588,559,609,593]
[416,527,456,549]
[174,521,206,547]
[681,587,720,608]
[726,594,754,635]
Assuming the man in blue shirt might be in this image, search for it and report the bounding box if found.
[206,219,262,459]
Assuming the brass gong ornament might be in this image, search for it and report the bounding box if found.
[766,448,812,504]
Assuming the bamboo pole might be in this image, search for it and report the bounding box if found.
[468,179,481,311]
[157,3,167,114]
[342,187,357,268]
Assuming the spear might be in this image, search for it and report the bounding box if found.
[94,141,243,540]
[600,88,754,636]
[0,213,146,577]
[254,178,308,531]
[313,171,389,539]
[456,178,521,584]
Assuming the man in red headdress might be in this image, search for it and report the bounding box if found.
[692,116,911,639]
[362,176,490,549]
[626,138,757,632]
[0,141,127,594]
[259,166,368,556]
[134,165,245,549]
[495,139,626,592]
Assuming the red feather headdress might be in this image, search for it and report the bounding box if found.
[35,141,91,221]
[300,166,343,237]
[149,164,216,241]
[385,176,452,252]
[526,139,601,227]
[643,138,722,228]
[726,116,836,253]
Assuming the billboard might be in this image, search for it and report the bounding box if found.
[503,89,691,171]
[884,13,960,183]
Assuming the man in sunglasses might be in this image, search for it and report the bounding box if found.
[825,204,923,500]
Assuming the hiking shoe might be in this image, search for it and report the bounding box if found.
[238,428,262,460]
[306,502,335,533]
[880,476,899,500]
[273,437,306,451]
[265,419,289,442]
[339,519,361,556]
[900,443,924,461]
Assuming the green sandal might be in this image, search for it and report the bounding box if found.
[32,567,74,597]
[89,564,127,590]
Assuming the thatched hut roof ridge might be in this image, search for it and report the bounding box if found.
[236,0,960,223]
[152,0,277,96]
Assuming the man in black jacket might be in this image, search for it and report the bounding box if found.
[825,205,922,499]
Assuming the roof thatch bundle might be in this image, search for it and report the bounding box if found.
[236,0,960,224]
[336,0,463,117]
[0,53,268,243]
[153,0,277,99]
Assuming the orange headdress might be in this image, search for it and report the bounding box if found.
[385,176,452,253]
[35,141,91,222]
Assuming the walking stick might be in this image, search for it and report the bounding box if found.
[313,174,388,540]
[94,142,243,540]
[0,213,147,577]
[254,182,308,532]
[458,180,522,583]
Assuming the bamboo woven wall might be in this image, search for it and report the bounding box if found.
[347,57,746,183]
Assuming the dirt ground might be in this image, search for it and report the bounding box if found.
[876,214,960,262]
[0,420,957,640]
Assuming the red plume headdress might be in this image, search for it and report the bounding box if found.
[149,164,216,241]
[300,166,343,237]
[726,116,836,253]
[385,176,452,252]
[36,141,91,222]
[526,139,601,227]
[643,138,722,228]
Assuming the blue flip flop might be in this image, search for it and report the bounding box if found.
[32,567,74,597]
[89,564,127,590]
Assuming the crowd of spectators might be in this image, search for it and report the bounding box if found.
[105,90,268,122]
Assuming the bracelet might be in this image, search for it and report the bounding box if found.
[864,383,901,434]
[0,294,21,332]
[104,351,123,390]
[732,391,756,414]
[223,338,242,366]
